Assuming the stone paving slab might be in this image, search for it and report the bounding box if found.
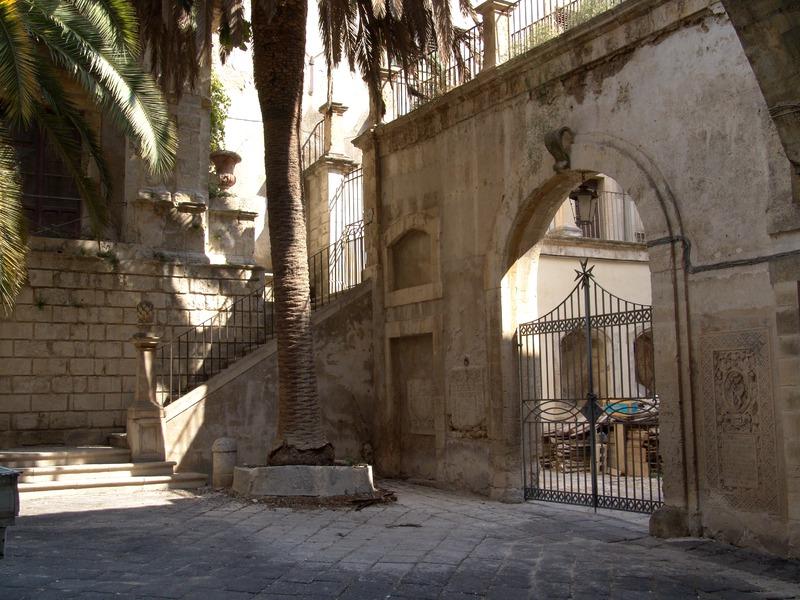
[1,482,798,599]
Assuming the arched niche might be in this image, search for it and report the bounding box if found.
[383,212,442,307]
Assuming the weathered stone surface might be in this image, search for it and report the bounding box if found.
[164,284,374,475]
[4,482,800,597]
[232,465,376,497]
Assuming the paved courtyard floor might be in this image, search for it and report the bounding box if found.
[2,481,799,599]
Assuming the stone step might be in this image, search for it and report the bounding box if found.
[16,461,177,483]
[0,446,131,469]
[17,472,207,494]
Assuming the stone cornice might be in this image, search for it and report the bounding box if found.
[374,0,716,156]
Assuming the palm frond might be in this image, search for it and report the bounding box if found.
[0,122,27,314]
[30,67,111,232]
[0,0,39,124]
[67,0,139,54]
[25,1,177,176]
[134,0,249,95]
[319,0,470,117]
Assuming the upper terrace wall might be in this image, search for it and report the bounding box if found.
[358,0,800,556]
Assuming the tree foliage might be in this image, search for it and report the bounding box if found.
[0,0,176,312]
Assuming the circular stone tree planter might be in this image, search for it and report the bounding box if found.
[232,465,376,497]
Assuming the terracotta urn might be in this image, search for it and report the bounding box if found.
[210,150,242,190]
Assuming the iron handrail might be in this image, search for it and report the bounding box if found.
[155,228,366,405]
[328,167,363,247]
[300,118,325,171]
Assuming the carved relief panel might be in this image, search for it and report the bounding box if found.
[447,367,487,436]
[700,329,779,514]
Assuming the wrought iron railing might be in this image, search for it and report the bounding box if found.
[383,0,623,121]
[301,118,325,171]
[156,229,366,405]
[387,23,484,121]
[309,220,366,310]
[509,0,623,58]
[155,286,275,405]
[550,190,645,243]
[329,167,363,247]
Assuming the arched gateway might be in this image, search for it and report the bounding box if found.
[355,0,799,556]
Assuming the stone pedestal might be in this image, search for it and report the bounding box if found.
[127,403,166,462]
[476,0,514,69]
[320,102,350,158]
[232,465,376,497]
[127,302,166,462]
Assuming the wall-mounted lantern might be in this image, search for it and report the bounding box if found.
[570,175,598,227]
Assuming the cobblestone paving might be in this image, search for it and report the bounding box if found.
[2,481,799,599]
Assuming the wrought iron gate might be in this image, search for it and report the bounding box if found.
[518,261,663,513]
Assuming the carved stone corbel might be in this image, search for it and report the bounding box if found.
[544,127,574,173]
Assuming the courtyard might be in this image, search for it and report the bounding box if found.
[2,481,799,599]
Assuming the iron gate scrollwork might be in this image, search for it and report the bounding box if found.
[518,260,663,513]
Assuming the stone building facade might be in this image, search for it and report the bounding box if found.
[1,0,798,562]
[0,74,266,448]
[353,0,800,557]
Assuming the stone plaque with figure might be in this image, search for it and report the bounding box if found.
[700,329,778,514]
[447,367,486,432]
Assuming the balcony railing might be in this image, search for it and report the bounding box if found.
[387,23,484,121]
[300,118,325,171]
[329,167,363,247]
[509,0,623,58]
[156,227,366,405]
[549,190,645,243]
[384,0,623,122]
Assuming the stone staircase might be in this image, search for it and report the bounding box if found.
[0,445,207,493]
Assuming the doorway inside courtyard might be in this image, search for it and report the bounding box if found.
[509,174,662,514]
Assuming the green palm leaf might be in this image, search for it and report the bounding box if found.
[0,122,27,314]
[24,0,176,176]
[0,0,39,123]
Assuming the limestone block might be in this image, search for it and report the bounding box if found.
[32,359,68,376]
[58,401,96,421]
[0,359,32,376]
[1,397,31,413]
[49,342,76,358]
[0,323,33,340]
[12,377,48,394]
[30,395,68,412]
[11,412,48,430]
[232,465,376,497]
[69,359,95,376]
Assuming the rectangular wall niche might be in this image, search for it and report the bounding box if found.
[390,334,437,480]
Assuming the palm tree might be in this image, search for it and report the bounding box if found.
[0,0,176,312]
[135,0,465,466]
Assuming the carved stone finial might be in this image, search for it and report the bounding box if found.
[544,127,574,173]
[136,300,155,326]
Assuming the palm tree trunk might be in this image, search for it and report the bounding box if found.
[252,0,333,466]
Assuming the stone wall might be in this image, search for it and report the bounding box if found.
[355,0,800,556]
[0,237,265,448]
[164,283,374,473]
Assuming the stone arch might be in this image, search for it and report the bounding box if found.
[484,131,697,523]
